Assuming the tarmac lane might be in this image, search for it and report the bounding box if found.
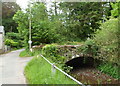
[0,49,32,85]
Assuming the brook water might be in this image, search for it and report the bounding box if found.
[65,57,119,84]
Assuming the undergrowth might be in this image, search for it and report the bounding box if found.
[97,63,120,80]
[19,49,41,57]
[24,56,77,84]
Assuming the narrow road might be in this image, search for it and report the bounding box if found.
[0,49,33,84]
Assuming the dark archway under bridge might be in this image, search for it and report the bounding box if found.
[65,56,101,69]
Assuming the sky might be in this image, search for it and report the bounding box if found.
[16,0,53,10]
[16,0,29,9]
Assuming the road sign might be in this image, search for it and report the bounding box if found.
[28,40,32,44]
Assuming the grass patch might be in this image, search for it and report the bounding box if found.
[19,49,41,57]
[24,56,77,84]
[97,63,120,79]
[19,50,34,57]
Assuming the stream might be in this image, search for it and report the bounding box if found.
[70,67,119,85]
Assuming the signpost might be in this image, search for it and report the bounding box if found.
[28,40,32,52]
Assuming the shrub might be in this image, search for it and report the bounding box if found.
[5,32,23,48]
[77,38,99,57]
[42,44,58,57]
[42,44,65,64]
[5,39,19,47]
[93,18,119,65]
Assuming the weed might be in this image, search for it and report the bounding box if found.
[97,63,119,79]
[24,56,77,84]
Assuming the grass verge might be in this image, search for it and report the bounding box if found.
[19,50,34,57]
[97,63,119,80]
[24,56,77,84]
[19,49,41,57]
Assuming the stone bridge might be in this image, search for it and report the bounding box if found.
[57,45,100,68]
[33,44,100,68]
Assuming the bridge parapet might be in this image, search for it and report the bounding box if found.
[32,44,94,63]
[56,45,93,62]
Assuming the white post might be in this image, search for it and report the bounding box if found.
[28,4,32,52]
[51,64,56,76]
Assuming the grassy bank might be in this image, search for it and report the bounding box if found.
[97,63,119,80]
[19,49,41,57]
[24,56,77,84]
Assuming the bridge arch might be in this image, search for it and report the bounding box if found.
[65,56,100,69]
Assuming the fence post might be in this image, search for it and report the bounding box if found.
[51,63,56,76]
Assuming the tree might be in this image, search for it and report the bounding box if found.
[93,18,119,65]
[2,2,21,33]
[59,2,111,40]
[13,10,29,48]
[5,32,23,48]
[13,2,61,49]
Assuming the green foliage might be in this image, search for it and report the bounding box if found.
[5,32,23,48]
[13,2,63,48]
[2,2,21,33]
[42,44,65,63]
[5,39,19,47]
[93,18,119,64]
[111,2,119,17]
[25,57,77,84]
[42,44,58,57]
[6,32,20,39]
[77,39,98,57]
[19,49,41,57]
[13,2,113,48]
[19,50,34,57]
[32,20,60,44]
[59,2,111,40]
[13,10,29,48]
[2,2,22,49]
[98,63,119,79]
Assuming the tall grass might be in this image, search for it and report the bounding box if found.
[97,63,119,79]
[24,56,77,84]
[19,49,41,57]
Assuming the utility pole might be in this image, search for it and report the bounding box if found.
[28,4,32,52]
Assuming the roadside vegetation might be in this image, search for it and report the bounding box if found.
[19,48,41,57]
[2,2,22,50]
[98,63,119,79]
[25,56,77,84]
[2,1,119,84]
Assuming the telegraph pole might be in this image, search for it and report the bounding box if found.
[28,4,32,52]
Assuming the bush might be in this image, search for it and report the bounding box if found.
[42,44,65,64]
[5,32,23,48]
[5,39,19,47]
[93,18,119,65]
[77,38,99,57]
[42,44,58,57]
